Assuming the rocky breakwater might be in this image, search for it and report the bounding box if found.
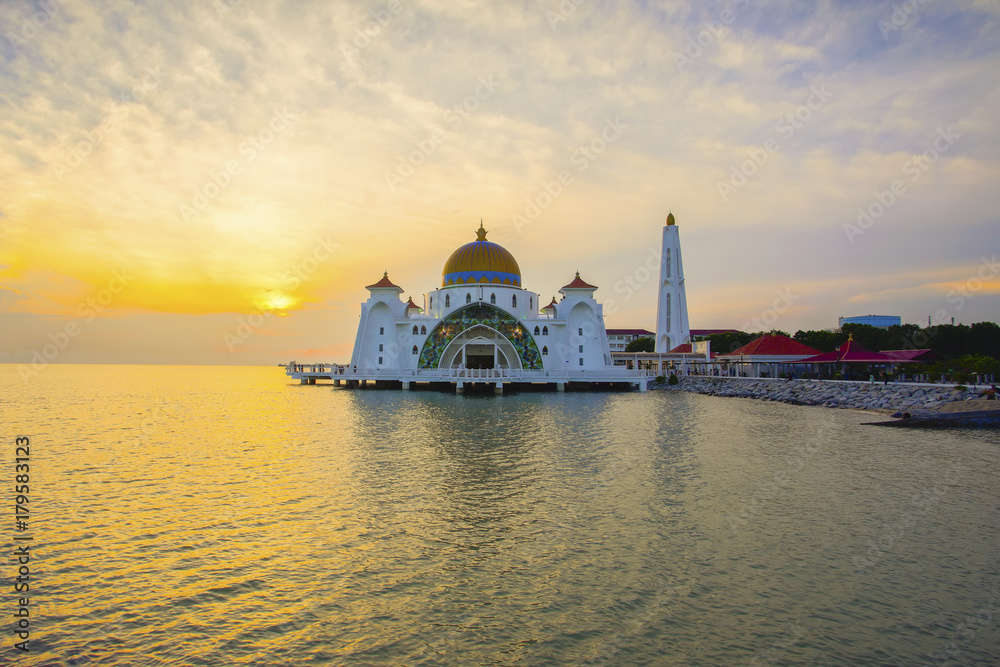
[651,376,982,413]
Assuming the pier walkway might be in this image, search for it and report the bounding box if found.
[283,363,652,393]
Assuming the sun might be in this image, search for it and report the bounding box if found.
[260,291,295,312]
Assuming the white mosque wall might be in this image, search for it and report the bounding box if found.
[422,284,539,322]
[564,300,611,369]
[350,295,404,369]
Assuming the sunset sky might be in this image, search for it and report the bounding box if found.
[2,0,999,366]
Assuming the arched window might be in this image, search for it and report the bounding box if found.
[529,297,533,310]
[665,249,672,278]
[445,294,450,307]
[490,293,496,304]
[412,345,418,355]
[534,326,540,335]
[542,346,548,356]
[420,325,426,335]
[466,293,472,304]
[542,326,548,336]
[512,295,517,308]
[429,296,433,309]
[665,293,672,332]
[412,325,418,335]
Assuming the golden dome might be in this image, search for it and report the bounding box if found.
[442,222,521,287]
[666,211,676,226]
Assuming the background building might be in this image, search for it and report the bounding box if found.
[606,329,654,351]
[838,315,901,329]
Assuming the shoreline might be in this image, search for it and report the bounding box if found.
[649,376,989,415]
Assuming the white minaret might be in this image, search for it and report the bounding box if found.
[655,212,690,352]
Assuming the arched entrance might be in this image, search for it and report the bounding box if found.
[438,325,523,370]
[417,303,543,370]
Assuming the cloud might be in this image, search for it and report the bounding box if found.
[0,0,998,363]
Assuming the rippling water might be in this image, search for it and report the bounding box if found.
[3,364,1000,665]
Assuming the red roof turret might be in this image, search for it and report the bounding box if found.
[560,271,597,291]
[365,271,403,292]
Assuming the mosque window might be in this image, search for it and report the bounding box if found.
[534,326,540,335]
[378,356,383,364]
[420,325,426,335]
[379,327,384,335]
[530,297,533,310]
[578,328,583,336]
[490,293,496,304]
[379,344,383,352]
[578,345,583,353]
[466,293,472,304]
[665,293,671,332]
[666,249,671,277]
[412,345,418,355]
[412,325,418,335]
[542,326,548,336]
[542,346,548,356]
[578,358,584,366]
[430,296,433,309]
[445,294,450,307]
[512,295,517,308]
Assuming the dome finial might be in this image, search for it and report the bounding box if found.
[666,211,676,226]
[476,220,488,241]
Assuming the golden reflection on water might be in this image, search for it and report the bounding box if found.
[2,365,1000,665]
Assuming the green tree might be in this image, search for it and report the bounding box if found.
[789,320,1000,360]
[926,354,999,381]
[840,323,892,351]
[885,323,921,349]
[969,322,1000,359]
[625,337,655,352]
[702,331,756,355]
[793,329,843,353]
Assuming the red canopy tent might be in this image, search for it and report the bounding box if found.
[799,335,905,379]
[879,349,943,363]
[799,335,902,364]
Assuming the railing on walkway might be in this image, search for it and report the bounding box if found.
[284,363,649,381]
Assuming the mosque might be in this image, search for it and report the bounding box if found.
[289,214,691,392]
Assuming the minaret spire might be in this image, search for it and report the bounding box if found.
[655,211,690,352]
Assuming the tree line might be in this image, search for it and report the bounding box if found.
[695,322,1000,360]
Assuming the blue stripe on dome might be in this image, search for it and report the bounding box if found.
[444,270,521,286]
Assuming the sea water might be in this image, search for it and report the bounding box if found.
[3,364,999,665]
